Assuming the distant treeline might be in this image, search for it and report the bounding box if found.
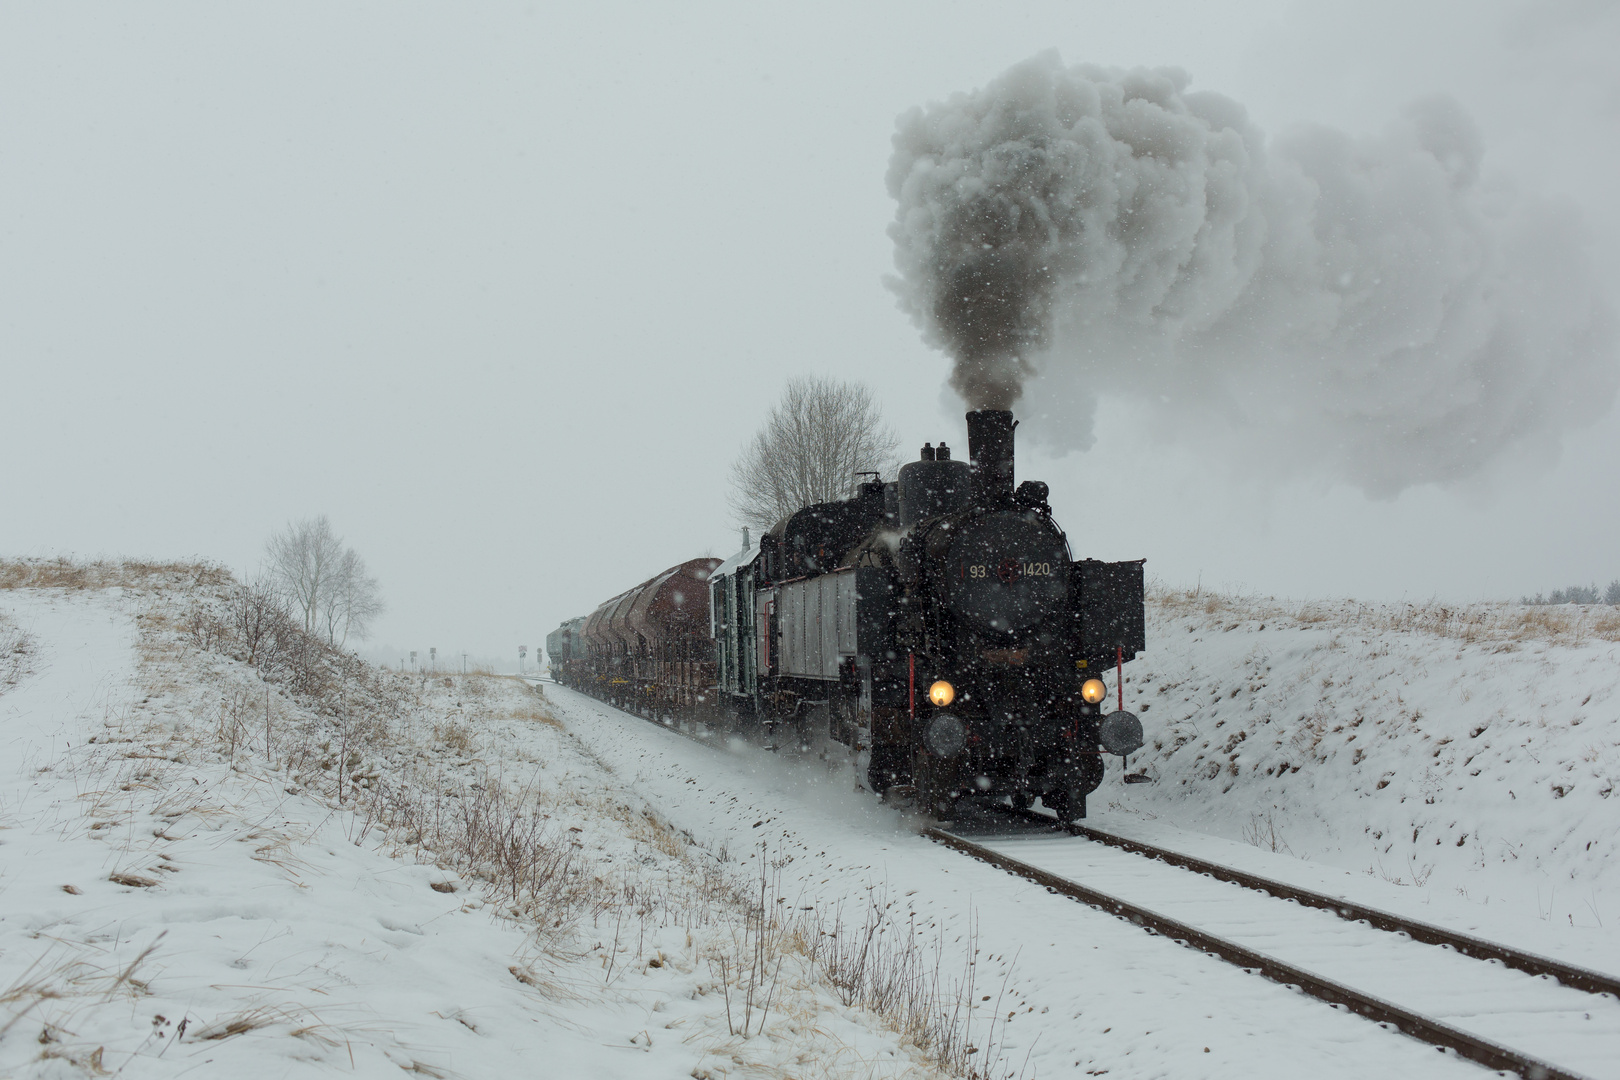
[1522,581,1620,605]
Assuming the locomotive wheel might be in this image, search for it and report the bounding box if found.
[1043,788,1084,823]
[1077,752,1106,795]
[867,746,908,795]
[914,752,963,820]
[829,689,857,746]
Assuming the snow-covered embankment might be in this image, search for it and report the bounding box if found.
[0,564,949,1079]
[1114,588,1620,929]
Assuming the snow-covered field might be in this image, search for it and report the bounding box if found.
[0,572,950,1079]
[3,566,1616,1079]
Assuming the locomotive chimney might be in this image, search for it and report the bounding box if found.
[966,409,1016,506]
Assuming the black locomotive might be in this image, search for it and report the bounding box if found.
[707,408,1146,820]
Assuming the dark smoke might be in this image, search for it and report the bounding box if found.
[886,53,1618,495]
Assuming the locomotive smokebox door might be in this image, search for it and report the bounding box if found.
[1073,558,1147,659]
[947,517,1069,638]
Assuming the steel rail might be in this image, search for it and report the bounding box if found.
[537,684,1608,1078]
[1050,818,1620,999]
[927,825,1596,1080]
[547,681,1620,1002]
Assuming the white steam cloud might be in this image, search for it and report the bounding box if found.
[887,53,1617,495]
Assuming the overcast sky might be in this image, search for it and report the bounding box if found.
[2,1,1616,667]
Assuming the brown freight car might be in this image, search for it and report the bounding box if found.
[578,557,721,715]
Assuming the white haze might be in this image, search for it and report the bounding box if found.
[887,52,1617,496]
[1,2,1617,659]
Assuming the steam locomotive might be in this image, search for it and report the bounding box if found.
[548,408,1146,821]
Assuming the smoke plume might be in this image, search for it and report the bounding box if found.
[886,53,1617,495]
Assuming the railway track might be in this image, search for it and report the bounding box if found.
[537,682,1617,1079]
[928,812,1619,1080]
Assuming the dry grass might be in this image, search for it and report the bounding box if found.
[187,1003,317,1042]
[697,845,1019,1078]
[1150,582,1620,646]
[507,703,564,730]
[0,614,32,697]
[382,773,586,919]
[0,557,232,592]
[1,936,164,1048]
[142,606,604,938]
[432,719,477,754]
[175,624,1014,1076]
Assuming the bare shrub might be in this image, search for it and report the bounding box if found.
[1243,811,1293,854]
[385,777,582,918]
[250,608,350,703]
[681,843,1017,1076]
[228,579,287,666]
[185,603,233,653]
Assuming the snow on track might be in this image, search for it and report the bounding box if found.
[547,683,1501,1079]
[943,823,1619,1079]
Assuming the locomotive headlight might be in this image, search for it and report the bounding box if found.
[1081,678,1108,704]
[929,680,956,707]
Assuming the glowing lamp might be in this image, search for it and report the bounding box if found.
[1081,678,1108,704]
[928,680,956,707]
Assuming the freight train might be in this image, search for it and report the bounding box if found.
[546,408,1146,821]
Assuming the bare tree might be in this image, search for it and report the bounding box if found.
[321,548,385,647]
[265,516,384,645]
[729,375,900,534]
[265,516,344,634]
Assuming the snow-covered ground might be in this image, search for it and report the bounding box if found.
[1113,589,1620,940]
[545,679,1619,1080]
[0,576,948,1079]
[4,568,1616,1079]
